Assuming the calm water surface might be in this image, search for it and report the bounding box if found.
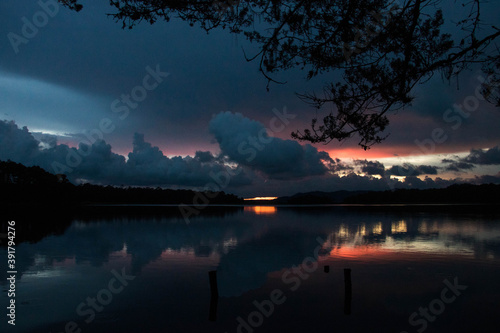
[1,205,499,333]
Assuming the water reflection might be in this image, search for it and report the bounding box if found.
[1,206,499,332]
[244,206,277,215]
[2,207,500,283]
[321,217,491,259]
[372,222,383,235]
[391,220,408,233]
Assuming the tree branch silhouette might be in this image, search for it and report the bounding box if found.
[59,0,500,149]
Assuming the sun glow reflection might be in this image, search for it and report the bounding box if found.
[244,206,277,215]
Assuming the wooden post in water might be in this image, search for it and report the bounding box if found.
[208,270,219,321]
[324,265,330,273]
[344,268,352,315]
[209,270,219,298]
[209,294,218,322]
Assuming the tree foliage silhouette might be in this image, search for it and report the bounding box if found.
[59,0,499,149]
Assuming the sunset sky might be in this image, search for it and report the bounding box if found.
[0,0,499,197]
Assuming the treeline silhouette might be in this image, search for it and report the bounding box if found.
[2,160,498,207]
[0,160,243,205]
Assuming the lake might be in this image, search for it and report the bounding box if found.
[1,205,499,333]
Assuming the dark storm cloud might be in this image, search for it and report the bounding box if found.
[208,111,335,180]
[0,120,40,162]
[473,172,500,184]
[327,157,353,173]
[386,163,439,177]
[194,151,216,163]
[462,146,500,165]
[442,160,476,172]
[3,119,500,197]
[398,173,500,188]
[354,159,386,176]
[391,175,461,189]
[0,120,251,187]
[124,133,251,187]
[439,145,500,172]
[32,132,58,149]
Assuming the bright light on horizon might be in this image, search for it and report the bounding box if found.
[244,196,278,201]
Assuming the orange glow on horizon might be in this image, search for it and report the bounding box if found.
[244,206,277,215]
[325,143,479,160]
[327,147,397,160]
[244,197,278,201]
[328,246,395,259]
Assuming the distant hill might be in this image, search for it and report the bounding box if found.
[0,160,243,205]
[273,190,370,204]
[344,184,500,204]
[251,184,500,205]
